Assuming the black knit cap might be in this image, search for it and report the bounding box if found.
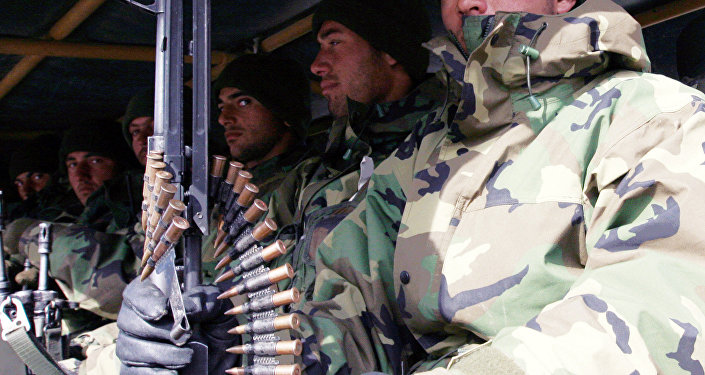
[312,0,432,82]
[9,134,60,180]
[59,120,133,174]
[212,54,311,140]
[121,88,154,145]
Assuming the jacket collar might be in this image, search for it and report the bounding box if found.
[324,74,448,162]
[427,0,650,140]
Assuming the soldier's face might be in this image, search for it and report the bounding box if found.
[217,87,290,165]
[14,171,51,201]
[65,151,117,205]
[441,0,575,53]
[311,21,393,118]
[128,116,154,166]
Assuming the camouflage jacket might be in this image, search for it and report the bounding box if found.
[201,147,312,282]
[299,1,705,374]
[7,178,83,223]
[9,170,143,323]
[265,74,450,298]
[250,147,311,203]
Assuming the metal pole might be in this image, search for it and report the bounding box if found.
[0,191,10,300]
[184,0,211,290]
[33,223,52,340]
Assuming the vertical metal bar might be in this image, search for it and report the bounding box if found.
[150,0,167,154]
[37,224,51,292]
[150,0,185,202]
[0,191,10,300]
[165,0,185,200]
[184,0,211,290]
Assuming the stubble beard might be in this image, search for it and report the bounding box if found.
[327,93,348,118]
[229,124,286,164]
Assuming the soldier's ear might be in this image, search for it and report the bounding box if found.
[382,52,399,67]
[284,121,292,128]
[555,0,576,14]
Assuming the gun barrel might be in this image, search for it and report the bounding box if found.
[37,223,52,291]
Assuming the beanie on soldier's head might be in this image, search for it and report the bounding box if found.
[312,0,432,82]
[212,54,311,141]
[59,120,133,174]
[121,88,155,146]
[121,87,194,148]
[9,135,60,180]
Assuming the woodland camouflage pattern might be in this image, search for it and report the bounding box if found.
[226,74,450,368]
[295,0,705,374]
[5,171,142,321]
[201,147,310,282]
[265,74,449,299]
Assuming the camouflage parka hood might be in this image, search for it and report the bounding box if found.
[427,0,650,139]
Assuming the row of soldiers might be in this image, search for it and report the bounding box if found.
[3,0,441,371]
[4,0,705,374]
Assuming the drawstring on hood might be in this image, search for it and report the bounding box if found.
[427,0,650,140]
[519,22,548,110]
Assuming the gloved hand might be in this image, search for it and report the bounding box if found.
[14,266,38,288]
[116,277,240,375]
[3,218,39,255]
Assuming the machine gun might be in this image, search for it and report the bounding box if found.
[122,0,303,373]
[122,0,214,372]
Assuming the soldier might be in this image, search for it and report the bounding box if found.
[212,53,312,197]
[115,1,453,373]
[262,0,449,299]
[121,87,208,167]
[122,89,155,167]
[2,122,144,374]
[4,122,142,345]
[297,0,705,373]
[70,54,315,375]
[6,134,83,222]
[10,137,54,202]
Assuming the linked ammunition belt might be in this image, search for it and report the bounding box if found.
[209,156,301,375]
[142,155,302,375]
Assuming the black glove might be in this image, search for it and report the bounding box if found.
[116,277,240,375]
